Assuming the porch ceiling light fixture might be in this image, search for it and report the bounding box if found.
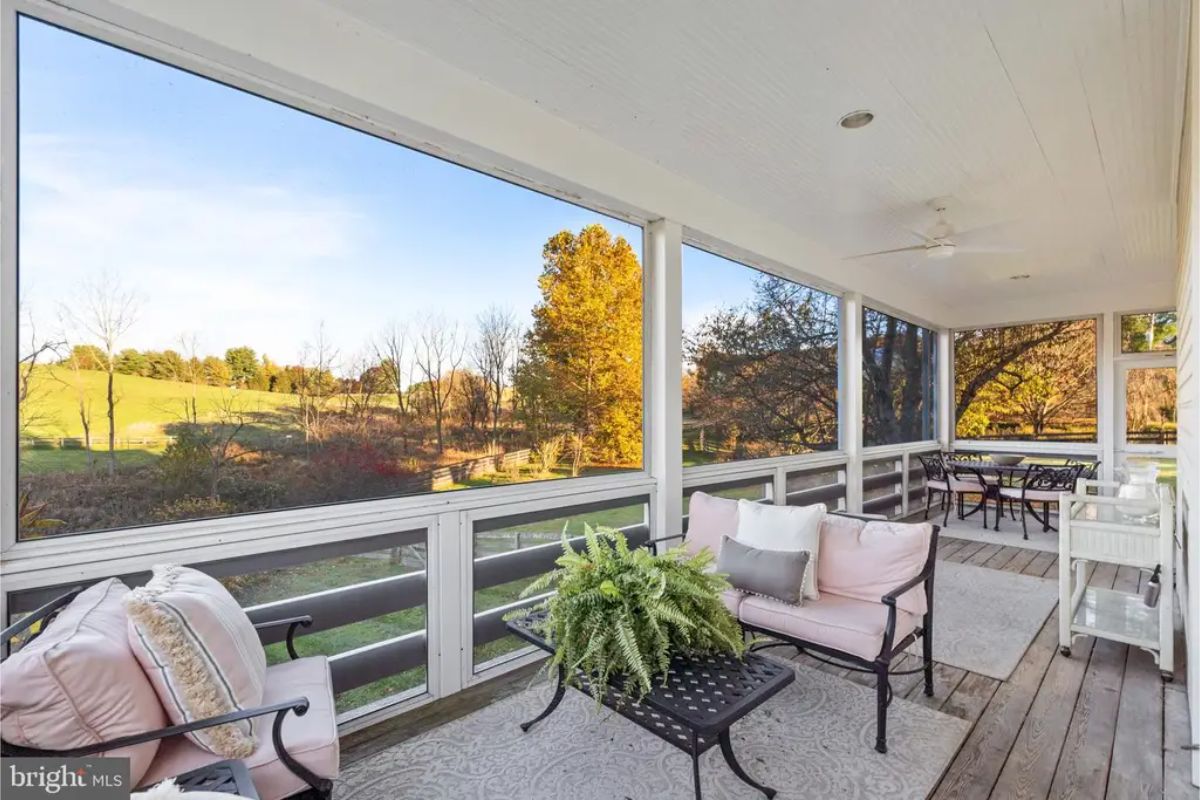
[839,109,874,129]
[1009,273,1031,280]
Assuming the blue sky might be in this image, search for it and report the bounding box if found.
[18,16,758,373]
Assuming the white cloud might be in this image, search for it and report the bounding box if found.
[20,134,375,364]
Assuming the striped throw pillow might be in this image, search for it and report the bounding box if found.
[124,565,267,758]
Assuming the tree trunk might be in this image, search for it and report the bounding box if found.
[106,368,116,476]
[79,411,93,471]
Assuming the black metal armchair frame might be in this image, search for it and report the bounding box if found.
[946,463,994,528]
[999,463,1085,539]
[742,518,940,755]
[0,587,331,799]
[917,454,951,518]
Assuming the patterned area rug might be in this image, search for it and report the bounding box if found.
[909,560,1058,680]
[337,661,970,800]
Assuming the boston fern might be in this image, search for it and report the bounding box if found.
[510,525,745,704]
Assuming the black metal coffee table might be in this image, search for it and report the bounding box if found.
[507,610,794,799]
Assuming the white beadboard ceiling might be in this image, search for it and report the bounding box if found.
[327,0,1189,313]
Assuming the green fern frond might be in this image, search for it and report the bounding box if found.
[515,524,745,706]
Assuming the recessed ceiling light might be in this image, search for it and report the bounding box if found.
[1009,273,1031,280]
[839,110,874,129]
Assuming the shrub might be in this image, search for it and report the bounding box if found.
[158,425,216,496]
[534,435,564,476]
[150,496,233,524]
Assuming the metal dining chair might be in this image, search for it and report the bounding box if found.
[917,454,951,518]
[997,463,1085,539]
[946,463,993,528]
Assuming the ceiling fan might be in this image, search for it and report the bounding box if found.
[845,204,1023,262]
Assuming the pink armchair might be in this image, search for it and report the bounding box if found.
[1,585,338,800]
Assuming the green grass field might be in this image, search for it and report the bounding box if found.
[22,367,297,441]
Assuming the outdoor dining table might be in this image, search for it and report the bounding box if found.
[944,459,1036,531]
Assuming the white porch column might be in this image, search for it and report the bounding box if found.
[938,328,952,449]
[1098,311,1116,481]
[645,219,683,542]
[842,292,863,513]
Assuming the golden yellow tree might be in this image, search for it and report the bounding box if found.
[517,225,643,465]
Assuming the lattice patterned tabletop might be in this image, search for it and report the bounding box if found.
[508,609,794,746]
[173,759,259,798]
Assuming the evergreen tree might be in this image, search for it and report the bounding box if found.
[224,346,262,388]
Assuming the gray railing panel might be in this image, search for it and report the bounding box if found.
[328,631,426,693]
[863,493,902,515]
[683,476,771,497]
[784,482,847,507]
[862,471,904,491]
[246,571,427,643]
[475,495,650,534]
[5,528,427,615]
[473,524,650,593]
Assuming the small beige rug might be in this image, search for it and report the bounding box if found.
[908,560,1058,680]
[337,661,970,800]
[934,512,1060,553]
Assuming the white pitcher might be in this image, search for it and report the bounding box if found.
[1116,462,1159,522]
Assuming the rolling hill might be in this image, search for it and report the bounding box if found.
[21,367,299,441]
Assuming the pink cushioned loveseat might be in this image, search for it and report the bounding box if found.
[680,492,939,754]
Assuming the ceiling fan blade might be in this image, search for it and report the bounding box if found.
[954,244,1024,254]
[952,218,1021,245]
[843,244,927,260]
[903,226,938,245]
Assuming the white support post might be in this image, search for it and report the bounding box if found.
[1098,312,1116,481]
[645,220,683,543]
[937,328,952,450]
[900,452,911,517]
[431,510,464,698]
[773,465,787,506]
[842,292,863,513]
[1,2,18,561]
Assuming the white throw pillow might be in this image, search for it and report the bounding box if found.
[124,565,267,758]
[735,501,826,600]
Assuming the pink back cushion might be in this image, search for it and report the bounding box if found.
[817,517,933,616]
[684,491,740,558]
[125,565,267,759]
[0,579,166,783]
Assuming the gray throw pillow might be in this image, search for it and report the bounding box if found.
[716,535,810,606]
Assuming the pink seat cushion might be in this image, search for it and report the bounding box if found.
[138,656,339,800]
[721,588,745,616]
[739,593,918,661]
[684,491,739,558]
[1,579,166,784]
[817,518,932,616]
[998,487,1062,502]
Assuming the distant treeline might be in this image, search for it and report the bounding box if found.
[61,342,325,393]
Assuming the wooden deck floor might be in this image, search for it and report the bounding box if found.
[344,534,1194,799]
[868,536,1192,800]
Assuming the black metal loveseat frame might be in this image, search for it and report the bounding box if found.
[0,586,333,799]
[658,511,940,755]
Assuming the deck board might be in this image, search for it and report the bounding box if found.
[988,562,1117,799]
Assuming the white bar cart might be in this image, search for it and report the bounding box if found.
[1058,478,1174,680]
